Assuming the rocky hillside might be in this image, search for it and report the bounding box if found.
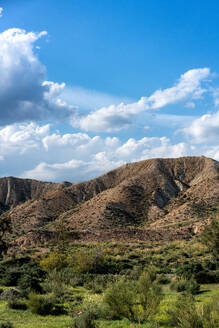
[0,156,219,248]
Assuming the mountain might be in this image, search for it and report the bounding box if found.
[0,156,219,249]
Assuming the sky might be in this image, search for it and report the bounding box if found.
[0,0,219,182]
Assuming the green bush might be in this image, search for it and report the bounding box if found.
[170,278,200,295]
[104,268,162,322]
[70,249,107,274]
[167,294,203,327]
[104,279,136,321]
[40,252,67,273]
[157,274,170,285]
[0,259,46,294]
[7,297,27,310]
[138,269,163,321]
[170,279,187,292]
[176,262,203,280]
[71,312,96,328]
[168,294,219,327]
[0,322,14,328]
[202,294,219,327]
[195,270,218,284]
[27,293,65,315]
[84,274,117,294]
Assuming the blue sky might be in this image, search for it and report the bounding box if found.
[0,1,219,182]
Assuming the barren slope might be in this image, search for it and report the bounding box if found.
[1,156,219,247]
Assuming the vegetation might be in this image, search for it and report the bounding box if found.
[0,236,217,327]
[200,218,219,259]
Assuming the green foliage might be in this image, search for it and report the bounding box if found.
[170,278,200,295]
[138,269,163,321]
[0,216,11,259]
[168,294,219,328]
[40,252,67,273]
[71,312,96,328]
[200,218,219,258]
[7,297,27,310]
[104,268,162,322]
[176,263,203,280]
[84,274,117,293]
[167,294,203,327]
[157,273,170,284]
[201,295,219,328]
[0,257,46,292]
[27,292,65,315]
[0,322,14,328]
[104,279,137,321]
[195,270,218,284]
[70,249,107,274]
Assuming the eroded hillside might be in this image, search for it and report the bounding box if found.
[0,156,218,249]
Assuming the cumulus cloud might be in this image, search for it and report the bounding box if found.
[184,111,219,143]
[0,121,218,182]
[74,68,210,132]
[0,28,73,125]
[0,121,197,181]
[20,135,194,181]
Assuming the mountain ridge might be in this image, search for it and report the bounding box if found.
[0,156,218,249]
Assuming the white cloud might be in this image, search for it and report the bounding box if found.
[146,68,210,109]
[184,111,219,143]
[0,121,218,182]
[0,28,73,125]
[20,135,193,181]
[0,8,3,17]
[75,68,210,132]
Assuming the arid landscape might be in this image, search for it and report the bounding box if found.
[1,156,218,248]
[1,2,219,327]
[0,156,218,327]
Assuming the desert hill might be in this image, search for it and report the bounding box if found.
[0,156,218,248]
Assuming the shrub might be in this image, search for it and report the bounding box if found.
[200,218,219,258]
[195,270,217,284]
[27,293,65,315]
[70,249,107,274]
[0,259,46,293]
[170,278,200,295]
[157,274,170,285]
[138,269,163,321]
[186,278,200,295]
[176,262,203,280]
[202,294,219,327]
[7,297,27,310]
[167,294,203,327]
[0,322,14,328]
[104,268,162,322]
[84,274,116,294]
[168,294,219,328]
[104,279,136,321]
[170,279,187,292]
[71,312,96,328]
[40,252,67,273]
